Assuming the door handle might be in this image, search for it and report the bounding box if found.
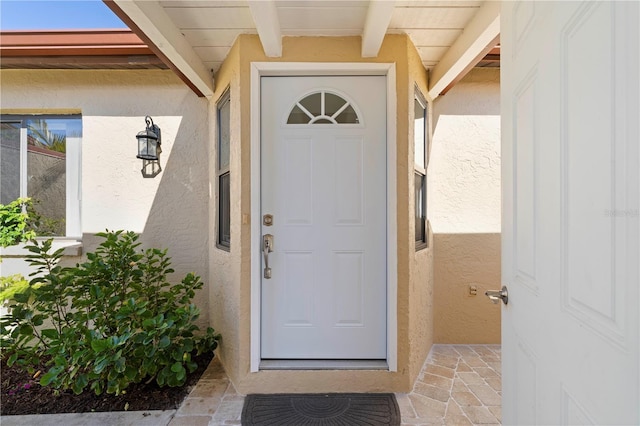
[485,286,508,305]
[263,234,274,279]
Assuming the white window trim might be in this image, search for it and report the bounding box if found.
[414,89,428,175]
[249,62,398,373]
[66,134,82,239]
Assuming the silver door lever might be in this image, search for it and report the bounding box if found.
[263,234,274,279]
[485,286,508,305]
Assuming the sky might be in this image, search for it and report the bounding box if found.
[0,0,128,30]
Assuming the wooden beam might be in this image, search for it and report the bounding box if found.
[439,33,499,96]
[248,0,282,57]
[106,0,214,98]
[361,0,395,58]
[428,1,500,100]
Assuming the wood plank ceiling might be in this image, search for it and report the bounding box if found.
[104,0,499,98]
[159,0,486,73]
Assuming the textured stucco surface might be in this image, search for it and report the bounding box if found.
[407,39,435,386]
[429,68,501,235]
[209,41,243,381]
[210,34,434,394]
[433,233,501,343]
[429,68,501,343]
[0,69,211,329]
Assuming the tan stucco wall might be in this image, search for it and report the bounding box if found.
[0,69,211,329]
[433,233,501,343]
[407,40,435,386]
[210,34,434,393]
[209,40,244,380]
[429,68,501,343]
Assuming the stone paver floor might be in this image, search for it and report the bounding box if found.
[171,344,502,426]
[398,344,502,425]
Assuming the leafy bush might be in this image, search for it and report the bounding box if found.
[0,198,36,247]
[0,231,220,396]
[24,198,65,237]
[0,275,29,304]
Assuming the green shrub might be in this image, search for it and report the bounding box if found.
[0,198,34,310]
[0,275,29,304]
[0,198,36,247]
[0,230,220,396]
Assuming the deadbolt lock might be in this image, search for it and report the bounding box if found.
[263,214,273,226]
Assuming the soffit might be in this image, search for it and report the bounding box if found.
[157,0,486,72]
[107,0,500,98]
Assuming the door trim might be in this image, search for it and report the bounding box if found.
[250,62,398,372]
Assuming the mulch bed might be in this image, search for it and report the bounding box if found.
[0,351,214,415]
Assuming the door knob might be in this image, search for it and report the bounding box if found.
[263,234,274,279]
[485,286,508,305]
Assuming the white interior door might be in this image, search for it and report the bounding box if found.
[260,76,387,359]
[501,1,639,424]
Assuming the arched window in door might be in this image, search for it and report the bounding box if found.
[287,90,360,124]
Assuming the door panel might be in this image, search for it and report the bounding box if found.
[260,76,387,359]
[502,2,639,424]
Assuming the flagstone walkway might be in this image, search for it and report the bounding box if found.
[398,344,502,425]
[170,344,502,426]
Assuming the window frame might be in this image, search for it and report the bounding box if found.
[216,89,231,251]
[414,88,429,250]
[0,114,82,240]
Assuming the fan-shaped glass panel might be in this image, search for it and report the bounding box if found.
[287,105,311,124]
[287,91,360,125]
[335,105,358,124]
[325,93,347,116]
[298,93,322,117]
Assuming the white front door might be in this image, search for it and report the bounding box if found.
[260,76,387,359]
[502,1,639,424]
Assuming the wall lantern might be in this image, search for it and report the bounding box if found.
[136,116,162,178]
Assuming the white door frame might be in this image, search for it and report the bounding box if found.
[250,62,398,372]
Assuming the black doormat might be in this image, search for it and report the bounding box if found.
[241,393,400,426]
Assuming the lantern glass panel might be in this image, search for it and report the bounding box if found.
[138,134,147,157]
[137,130,159,160]
[147,137,157,158]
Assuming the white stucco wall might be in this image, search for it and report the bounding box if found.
[429,67,501,234]
[0,69,211,327]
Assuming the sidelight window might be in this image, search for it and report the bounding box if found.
[217,89,231,250]
[414,89,429,250]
